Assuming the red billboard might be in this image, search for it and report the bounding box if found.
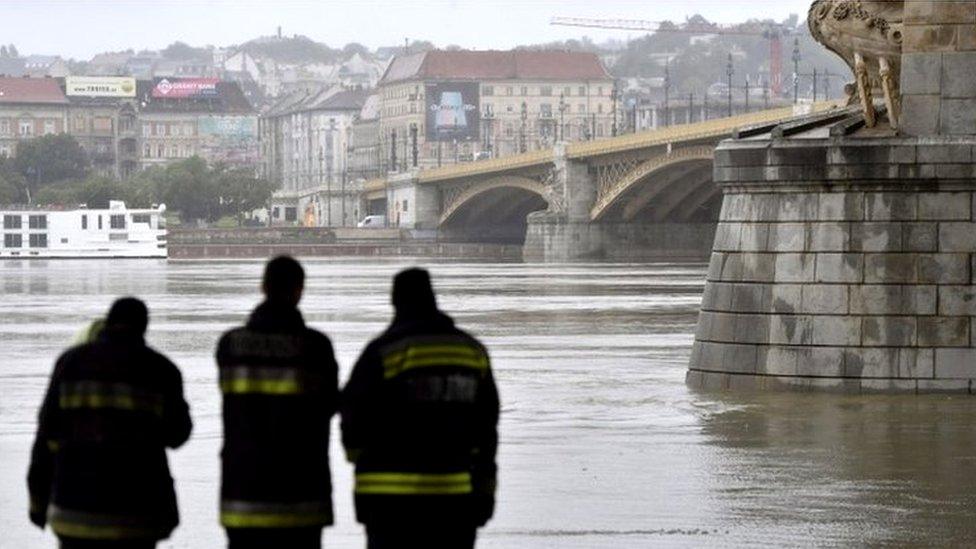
[151,78,219,98]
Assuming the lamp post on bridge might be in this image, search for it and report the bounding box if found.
[610,83,618,137]
[792,37,801,105]
[726,53,734,117]
[663,57,671,128]
[558,92,567,141]
[519,101,527,153]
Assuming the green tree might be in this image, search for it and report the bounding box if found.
[160,156,219,223]
[0,170,26,204]
[215,166,277,225]
[13,134,89,200]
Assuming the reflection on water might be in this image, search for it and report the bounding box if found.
[0,259,975,548]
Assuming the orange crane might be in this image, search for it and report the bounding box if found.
[550,16,793,96]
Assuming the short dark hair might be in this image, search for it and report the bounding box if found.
[392,268,437,314]
[263,255,305,301]
[106,297,149,335]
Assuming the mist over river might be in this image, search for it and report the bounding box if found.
[2,259,976,548]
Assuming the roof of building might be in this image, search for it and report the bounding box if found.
[0,77,68,104]
[263,85,369,118]
[380,50,611,85]
[0,58,26,77]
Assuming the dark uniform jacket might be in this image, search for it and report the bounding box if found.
[341,310,499,527]
[27,328,192,541]
[216,300,338,530]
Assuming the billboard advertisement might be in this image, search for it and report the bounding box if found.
[65,76,136,98]
[425,82,479,141]
[198,115,259,165]
[151,77,219,99]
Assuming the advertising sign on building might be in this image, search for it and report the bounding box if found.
[65,76,137,98]
[198,115,259,165]
[151,78,219,99]
[424,82,480,141]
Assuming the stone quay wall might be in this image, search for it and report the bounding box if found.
[687,136,976,393]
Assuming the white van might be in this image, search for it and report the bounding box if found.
[357,215,387,228]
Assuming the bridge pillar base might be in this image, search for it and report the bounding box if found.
[524,212,716,262]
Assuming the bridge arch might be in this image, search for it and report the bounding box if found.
[438,175,549,244]
[589,145,716,222]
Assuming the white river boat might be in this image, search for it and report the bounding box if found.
[0,201,167,258]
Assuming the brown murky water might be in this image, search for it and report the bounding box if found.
[2,259,975,548]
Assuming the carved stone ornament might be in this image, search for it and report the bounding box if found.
[808,0,903,128]
[540,166,566,214]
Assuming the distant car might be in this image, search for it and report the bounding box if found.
[357,215,386,228]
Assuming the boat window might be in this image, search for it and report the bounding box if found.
[110,214,126,229]
[28,234,47,248]
[81,215,87,230]
[285,207,297,222]
[98,215,103,230]
[61,238,68,244]
[132,214,151,224]
[3,215,21,229]
[109,233,128,241]
[28,215,47,229]
[3,234,21,248]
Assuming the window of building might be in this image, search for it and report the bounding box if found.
[272,207,280,219]
[506,104,514,113]
[81,215,87,230]
[506,86,513,96]
[596,124,604,137]
[132,214,151,224]
[28,215,47,229]
[4,234,22,248]
[0,119,9,135]
[42,120,55,135]
[578,104,586,113]
[598,104,603,114]
[284,207,297,222]
[598,86,603,96]
[483,85,494,96]
[74,116,86,132]
[564,86,571,97]
[540,86,552,97]
[0,145,9,158]
[144,143,152,157]
[172,124,181,137]
[540,103,552,118]
[520,86,528,96]
[110,214,126,229]
[19,120,33,137]
[402,199,408,212]
[142,124,151,138]
[93,117,112,132]
[29,233,47,248]
[3,215,20,229]
[578,86,586,96]
[157,144,164,158]
[155,124,165,136]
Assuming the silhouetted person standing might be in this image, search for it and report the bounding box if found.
[342,268,499,549]
[216,256,338,549]
[28,297,192,549]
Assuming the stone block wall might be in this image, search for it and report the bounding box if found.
[688,136,976,393]
[901,0,976,135]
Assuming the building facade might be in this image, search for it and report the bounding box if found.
[376,50,615,172]
[0,77,69,158]
[261,86,367,227]
[62,76,141,178]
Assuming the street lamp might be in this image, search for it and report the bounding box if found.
[792,37,801,104]
[610,84,618,137]
[409,122,418,167]
[663,58,671,127]
[558,93,567,141]
[726,53,734,117]
[519,101,527,153]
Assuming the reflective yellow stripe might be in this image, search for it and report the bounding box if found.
[220,378,302,395]
[48,505,169,540]
[382,345,488,379]
[220,500,332,528]
[220,511,332,528]
[46,440,60,452]
[355,472,473,495]
[59,394,163,416]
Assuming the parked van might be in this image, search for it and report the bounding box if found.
[357,215,387,228]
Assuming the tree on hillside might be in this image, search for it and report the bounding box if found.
[242,35,341,64]
[13,134,89,201]
[8,44,18,58]
[342,43,370,58]
[161,41,209,60]
[0,46,7,58]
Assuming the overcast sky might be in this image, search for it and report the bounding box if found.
[4,0,813,60]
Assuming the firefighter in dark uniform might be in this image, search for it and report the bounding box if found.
[341,268,499,549]
[27,297,192,549]
[216,256,338,549]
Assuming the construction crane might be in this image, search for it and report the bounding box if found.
[550,16,793,96]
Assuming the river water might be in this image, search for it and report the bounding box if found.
[2,259,976,548]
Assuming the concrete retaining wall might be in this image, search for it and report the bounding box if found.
[688,136,976,393]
